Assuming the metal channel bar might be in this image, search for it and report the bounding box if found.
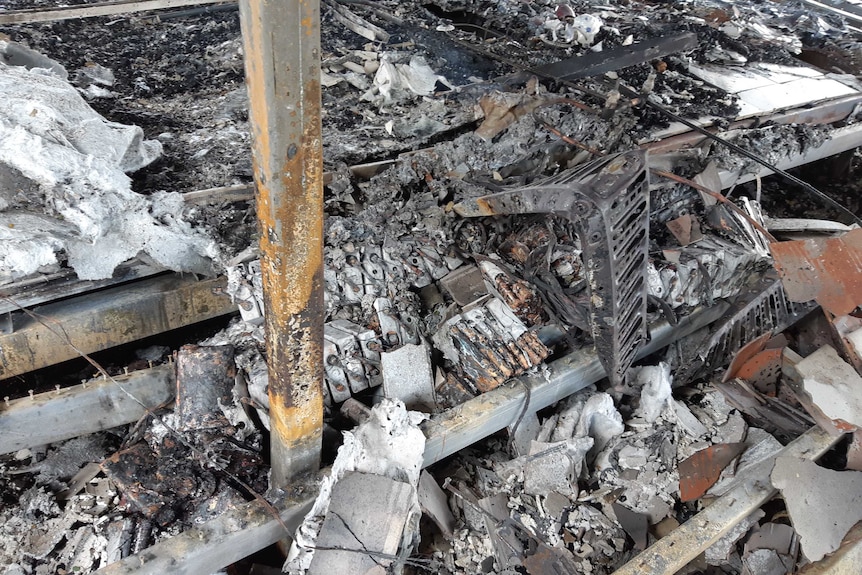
[0,274,235,381]
[0,365,174,455]
[239,0,325,484]
[0,0,231,24]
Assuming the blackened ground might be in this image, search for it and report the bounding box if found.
[747,150,862,223]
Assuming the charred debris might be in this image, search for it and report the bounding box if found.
[2,0,862,573]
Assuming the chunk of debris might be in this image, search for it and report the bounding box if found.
[612,501,649,551]
[174,344,237,433]
[678,442,747,502]
[287,399,426,573]
[523,437,593,497]
[418,470,456,538]
[772,457,862,561]
[742,522,798,575]
[708,428,782,497]
[784,345,862,431]
[771,228,862,317]
[706,509,766,566]
[635,362,672,423]
[381,340,436,411]
[433,298,549,393]
[308,471,415,575]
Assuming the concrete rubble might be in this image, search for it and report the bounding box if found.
[1,0,862,574]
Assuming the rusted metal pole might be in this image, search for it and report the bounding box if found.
[239,0,324,484]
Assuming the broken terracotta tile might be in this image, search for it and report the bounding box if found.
[678,442,747,502]
[772,457,862,562]
[770,228,862,317]
[724,332,784,395]
[708,428,782,497]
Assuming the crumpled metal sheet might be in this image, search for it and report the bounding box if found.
[771,228,862,317]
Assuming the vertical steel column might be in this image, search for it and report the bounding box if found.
[239,0,324,484]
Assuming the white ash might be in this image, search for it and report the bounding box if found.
[0,62,219,282]
[286,399,426,573]
[634,362,673,424]
[7,434,111,489]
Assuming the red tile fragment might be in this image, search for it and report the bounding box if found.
[771,228,862,317]
[678,443,747,502]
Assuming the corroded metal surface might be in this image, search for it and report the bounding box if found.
[239,0,324,484]
[175,344,236,432]
[771,228,862,317]
[0,274,234,381]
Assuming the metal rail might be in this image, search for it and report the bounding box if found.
[0,0,231,24]
[238,0,325,485]
[0,274,235,380]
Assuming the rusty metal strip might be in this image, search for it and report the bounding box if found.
[0,261,163,322]
[0,274,235,381]
[239,0,325,484]
[612,425,842,575]
[533,32,698,81]
[0,0,231,24]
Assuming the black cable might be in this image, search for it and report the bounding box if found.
[629,89,862,226]
[440,29,862,226]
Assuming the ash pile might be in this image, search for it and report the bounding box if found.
[2,0,862,574]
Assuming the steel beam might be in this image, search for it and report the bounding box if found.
[239,0,325,484]
[0,274,235,381]
[0,0,229,24]
[0,365,174,455]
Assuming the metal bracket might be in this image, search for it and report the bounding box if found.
[454,150,650,388]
